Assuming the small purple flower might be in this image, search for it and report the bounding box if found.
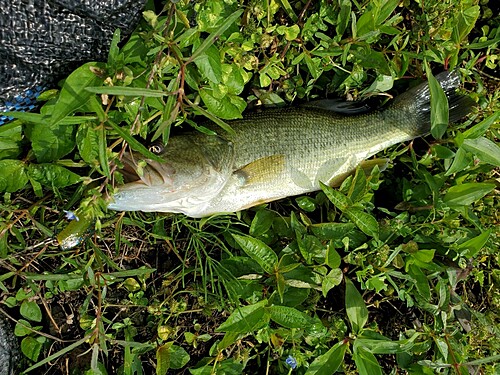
[63,210,79,221]
[285,355,297,369]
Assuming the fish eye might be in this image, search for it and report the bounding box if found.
[148,142,165,154]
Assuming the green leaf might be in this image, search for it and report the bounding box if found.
[157,343,190,370]
[268,305,312,329]
[355,336,417,354]
[23,336,89,373]
[367,74,394,93]
[76,123,100,164]
[322,268,343,297]
[457,230,491,258]
[408,264,431,300]
[189,9,243,62]
[194,45,222,84]
[445,147,472,176]
[51,62,105,126]
[345,279,368,334]
[106,120,164,163]
[216,299,269,333]
[336,0,352,36]
[277,0,298,22]
[366,275,387,293]
[199,88,245,120]
[3,112,96,125]
[28,164,81,189]
[304,341,347,375]
[320,182,351,211]
[411,249,435,264]
[345,207,379,239]
[232,234,278,274]
[452,5,480,44]
[14,319,33,337]
[424,66,449,139]
[462,111,499,139]
[29,122,77,163]
[326,246,341,269]
[20,300,42,322]
[222,64,246,95]
[443,182,495,207]
[296,196,316,212]
[0,160,28,192]
[353,346,383,375]
[187,100,235,134]
[249,210,275,237]
[462,137,500,167]
[156,343,171,375]
[85,86,166,97]
[21,336,43,362]
[310,223,356,240]
[0,121,22,159]
[97,124,111,179]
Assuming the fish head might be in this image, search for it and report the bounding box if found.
[108,134,234,216]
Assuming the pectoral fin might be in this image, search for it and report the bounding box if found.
[315,157,350,186]
[234,154,286,186]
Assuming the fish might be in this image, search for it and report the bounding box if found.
[107,71,474,218]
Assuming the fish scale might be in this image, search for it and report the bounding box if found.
[108,71,474,217]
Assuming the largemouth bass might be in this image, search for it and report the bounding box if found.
[108,71,473,217]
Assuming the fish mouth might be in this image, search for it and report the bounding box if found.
[118,152,175,188]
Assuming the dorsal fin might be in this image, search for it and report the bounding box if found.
[302,99,374,115]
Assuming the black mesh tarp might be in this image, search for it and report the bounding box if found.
[0,0,146,124]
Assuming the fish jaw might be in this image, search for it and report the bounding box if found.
[108,165,230,216]
[108,134,235,217]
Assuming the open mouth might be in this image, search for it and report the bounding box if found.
[119,153,174,187]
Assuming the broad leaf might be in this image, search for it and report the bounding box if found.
[199,88,246,120]
[28,164,81,189]
[345,279,368,334]
[462,137,500,167]
[353,345,383,375]
[0,121,22,159]
[345,207,379,239]
[29,122,77,163]
[457,230,491,258]
[443,182,495,207]
[0,160,28,192]
[304,341,347,375]
[51,62,105,126]
[320,182,351,211]
[194,45,222,84]
[425,66,449,139]
[76,123,100,164]
[216,299,269,333]
[20,300,42,322]
[232,234,278,274]
[268,305,312,329]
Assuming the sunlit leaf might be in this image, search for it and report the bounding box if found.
[51,62,105,126]
[462,137,500,167]
[0,159,28,192]
[425,66,449,139]
[443,182,495,207]
[232,234,278,274]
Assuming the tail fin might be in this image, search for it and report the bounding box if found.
[393,71,475,133]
